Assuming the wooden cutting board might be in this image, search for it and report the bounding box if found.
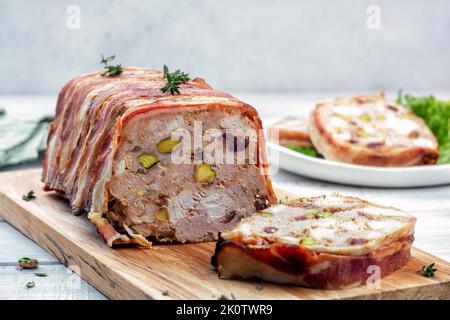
[0,169,449,300]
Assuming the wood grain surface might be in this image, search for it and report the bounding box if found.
[0,169,449,300]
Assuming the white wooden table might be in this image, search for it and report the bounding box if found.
[1,94,449,300]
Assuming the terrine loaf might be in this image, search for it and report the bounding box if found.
[42,67,277,246]
[309,93,439,166]
[212,194,416,289]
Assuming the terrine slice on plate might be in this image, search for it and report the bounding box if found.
[268,116,312,148]
[309,92,439,166]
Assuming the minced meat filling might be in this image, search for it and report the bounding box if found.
[106,107,271,242]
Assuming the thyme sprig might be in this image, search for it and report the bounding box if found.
[22,190,36,201]
[161,65,190,95]
[420,263,437,277]
[100,54,123,76]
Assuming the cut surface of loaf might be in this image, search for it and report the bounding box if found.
[42,67,277,246]
[212,194,416,289]
[268,117,312,148]
[309,93,439,166]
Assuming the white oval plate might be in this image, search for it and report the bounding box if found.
[267,142,450,188]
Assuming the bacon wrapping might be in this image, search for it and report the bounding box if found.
[42,67,277,247]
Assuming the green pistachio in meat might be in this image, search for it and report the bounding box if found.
[304,208,320,214]
[155,208,169,222]
[299,237,315,246]
[194,163,216,183]
[258,211,273,217]
[157,138,181,154]
[360,113,371,122]
[138,153,159,169]
[317,211,332,218]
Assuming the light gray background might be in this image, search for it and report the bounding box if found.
[0,0,449,94]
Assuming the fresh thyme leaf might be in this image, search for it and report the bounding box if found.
[22,190,36,201]
[420,263,437,277]
[103,64,123,76]
[100,54,123,76]
[286,145,320,158]
[26,281,35,289]
[100,54,115,65]
[0,108,5,117]
[161,65,190,95]
[255,284,264,291]
[34,272,48,277]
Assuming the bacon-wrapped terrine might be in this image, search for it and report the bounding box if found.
[42,67,277,246]
[309,93,439,166]
[212,194,416,289]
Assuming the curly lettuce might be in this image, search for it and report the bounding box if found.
[397,91,450,164]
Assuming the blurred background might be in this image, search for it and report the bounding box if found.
[1,0,449,94]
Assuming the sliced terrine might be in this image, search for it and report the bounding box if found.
[212,194,416,289]
[309,93,439,166]
[268,116,312,148]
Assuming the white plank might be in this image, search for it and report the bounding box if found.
[0,222,58,263]
[0,222,106,299]
[0,265,105,300]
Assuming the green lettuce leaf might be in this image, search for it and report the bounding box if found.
[286,145,321,158]
[398,91,450,164]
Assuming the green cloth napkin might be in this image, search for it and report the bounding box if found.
[0,108,53,168]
